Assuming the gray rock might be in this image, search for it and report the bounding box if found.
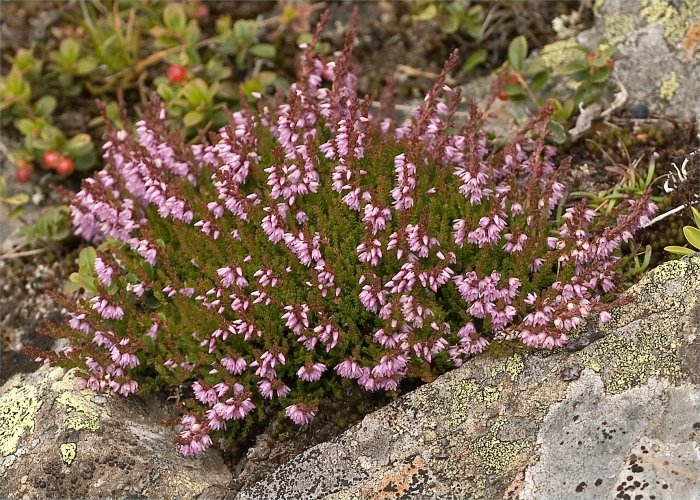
[235,255,700,500]
[576,0,700,124]
[0,366,231,499]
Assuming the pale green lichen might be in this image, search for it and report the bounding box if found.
[472,418,529,474]
[604,14,636,45]
[581,256,699,394]
[59,442,77,466]
[587,316,685,394]
[641,0,699,47]
[539,39,582,75]
[56,391,105,432]
[0,385,42,457]
[659,72,680,101]
[504,354,525,381]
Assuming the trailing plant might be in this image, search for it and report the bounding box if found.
[34,17,656,456]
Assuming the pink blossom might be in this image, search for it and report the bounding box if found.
[285,404,317,425]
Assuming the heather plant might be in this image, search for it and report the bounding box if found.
[35,17,657,456]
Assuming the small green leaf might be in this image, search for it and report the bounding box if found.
[508,36,528,72]
[249,43,276,59]
[683,226,700,250]
[458,49,487,76]
[589,66,612,83]
[182,79,209,106]
[163,3,187,33]
[59,38,80,64]
[521,57,545,77]
[529,71,550,92]
[34,96,57,117]
[15,118,37,135]
[183,110,204,127]
[548,120,568,144]
[502,83,527,98]
[664,245,696,256]
[75,57,98,76]
[560,60,588,75]
[414,4,438,21]
[78,246,97,273]
[65,133,93,157]
[691,207,700,228]
[440,11,461,34]
[156,82,175,100]
[3,193,29,206]
[39,125,65,147]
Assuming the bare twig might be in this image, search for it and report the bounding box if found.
[0,247,49,260]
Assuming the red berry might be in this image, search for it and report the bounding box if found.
[605,59,614,70]
[56,157,74,176]
[15,165,32,183]
[43,150,61,169]
[193,2,208,19]
[498,92,509,101]
[167,65,187,84]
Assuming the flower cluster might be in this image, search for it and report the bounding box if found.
[41,19,655,456]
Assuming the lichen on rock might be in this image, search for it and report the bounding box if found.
[0,385,41,457]
[235,255,700,500]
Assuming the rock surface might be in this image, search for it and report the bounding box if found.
[234,255,700,500]
[576,0,700,124]
[0,367,231,499]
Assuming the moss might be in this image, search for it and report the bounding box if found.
[472,418,529,474]
[59,442,77,466]
[0,385,42,457]
[604,14,636,45]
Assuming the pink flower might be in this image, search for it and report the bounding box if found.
[285,404,317,425]
[335,359,363,379]
[296,362,327,381]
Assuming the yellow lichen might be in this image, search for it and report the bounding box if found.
[641,0,699,46]
[581,256,698,394]
[539,39,582,75]
[604,14,636,46]
[0,385,42,457]
[56,390,105,432]
[59,442,77,466]
[472,418,529,474]
[659,71,679,101]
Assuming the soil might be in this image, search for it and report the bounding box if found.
[0,246,78,385]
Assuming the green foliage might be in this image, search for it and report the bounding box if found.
[18,206,73,243]
[665,207,700,255]
[498,37,616,144]
[66,246,99,295]
[412,0,484,39]
[571,155,663,215]
[0,1,312,180]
